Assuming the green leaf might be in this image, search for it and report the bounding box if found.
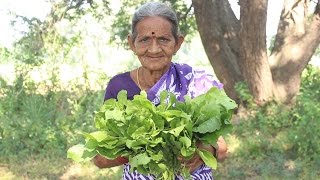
[100,98,117,112]
[94,112,107,129]
[193,117,221,134]
[117,90,128,104]
[126,139,147,149]
[96,146,125,159]
[197,149,217,170]
[82,149,97,161]
[179,136,191,148]
[160,110,190,121]
[200,124,233,144]
[181,146,196,158]
[136,165,149,175]
[85,139,98,150]
[198,132,219,145]
[163,125,185,137]
[67,144,86,162]
[130,153,151,168]
[179,136,195,157]
[98,139,120,149]
[160,90,169,105]
[104,109,124,121]
[158,163,167,171]
[89,131,108,142]
[150,151,163,161]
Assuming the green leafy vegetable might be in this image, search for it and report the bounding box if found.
[67,87,237,179]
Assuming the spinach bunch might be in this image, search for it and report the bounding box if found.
[67,87,237,179]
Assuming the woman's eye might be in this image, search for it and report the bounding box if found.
[159,38,170,43]
[139,37,149,43]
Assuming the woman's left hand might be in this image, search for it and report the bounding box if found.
[179,153,203,173]
[178,141,215,173]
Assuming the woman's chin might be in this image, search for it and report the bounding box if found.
[142,63,171,72]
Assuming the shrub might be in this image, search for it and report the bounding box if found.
[214,65,320,179]
[0,66,105,159]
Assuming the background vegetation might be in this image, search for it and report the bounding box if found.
[0,0,320,179]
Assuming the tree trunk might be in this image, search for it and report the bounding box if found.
[239,0,273,104]
[192,0,320,104]
[270,0,320,103]
[191,0,244,102]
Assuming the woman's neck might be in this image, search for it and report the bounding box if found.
[138,66,169,90]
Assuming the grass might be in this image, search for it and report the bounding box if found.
[0,155,123,180]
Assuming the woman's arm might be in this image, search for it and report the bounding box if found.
[216,136,228,161]
[93,155,128,168]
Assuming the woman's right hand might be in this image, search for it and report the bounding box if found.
[216,136,228,161]
[93,155,128,168]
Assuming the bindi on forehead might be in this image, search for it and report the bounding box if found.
[151,31,158,38]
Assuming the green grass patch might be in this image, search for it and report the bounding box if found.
[0,154,122,179]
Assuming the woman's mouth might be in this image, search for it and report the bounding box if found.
[146,56,164,61]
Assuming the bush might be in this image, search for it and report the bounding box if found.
[0,66,105,160]
[214,65,320,179]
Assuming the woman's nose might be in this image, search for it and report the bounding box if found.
[148,39,161,53]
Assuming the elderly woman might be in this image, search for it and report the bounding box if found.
[93,2,228,180]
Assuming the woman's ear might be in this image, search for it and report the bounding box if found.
[174,35,184,54]
[127,34,136,52]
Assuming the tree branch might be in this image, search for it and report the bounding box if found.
[181,3,193,21]
[315,0,320,14]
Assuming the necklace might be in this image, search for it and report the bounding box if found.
[137,67,142,90]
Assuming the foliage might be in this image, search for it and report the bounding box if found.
[268,35,276,53]
[0,47,13,63]
[214,65,320,179]
[43,0,111,23]
[8,0,112,67]
[234,81,254,108]
[8,0,197,58]
[10,17,45,65]
[0,64,105,159]
[68,87,237,179]
[110,0,197,47]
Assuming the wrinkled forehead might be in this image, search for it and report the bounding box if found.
[135,16,173,36]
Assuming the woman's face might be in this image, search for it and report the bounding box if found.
[128,16,184,72]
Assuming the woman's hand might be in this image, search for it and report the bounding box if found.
[216,136,228,161]
[178,152,204,173]
[93,155,128,168]
[179,141,215,173]
[178,136,228,173]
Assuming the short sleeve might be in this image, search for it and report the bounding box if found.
[103,72,140,101]
[104,81,116,101]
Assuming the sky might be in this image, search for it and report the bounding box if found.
[0,0,51,47]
